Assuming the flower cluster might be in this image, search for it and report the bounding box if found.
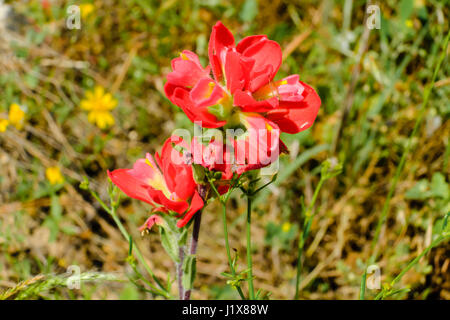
[108,22,321,230]
[165,22,320,135]
[108,136,204,228]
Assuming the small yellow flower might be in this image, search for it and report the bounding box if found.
[405,19,413,28]
[46,166,64,185]
[0,119,9,132]
[8,103,26,130]
[80,3,95,19]
[282,222,291,233]
[80,86,117,129]
[57,258,67,268]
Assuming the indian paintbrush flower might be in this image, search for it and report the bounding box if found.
[108,136,204,228]
[164,21,321,135]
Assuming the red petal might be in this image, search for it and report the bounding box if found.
[164,82,196,120]
[108,168,155,205]
[236,35,267,53]
[190,78,226,108]
[139,214,164,232]
[160,136,196,201]
[176,190,204,228]
[233,113,281,173]
[208,21,235,82]
[242,39,282,91]
[224,51,246,94]
[266,81,321,134]
[147,187,189,214]
[275,75,305,105]
[167,55,210,88]
[164,82,226,129]
[233,89,278,113]
[247,67,273,92]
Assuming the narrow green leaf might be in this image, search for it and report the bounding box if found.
[182,255,197,290]
[159,227,180,263]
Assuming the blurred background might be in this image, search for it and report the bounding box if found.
[0,0,448,299]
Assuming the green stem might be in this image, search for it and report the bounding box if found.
[221,202,246,299]
[183,205,204,300]
[359,270,367,300]
[294,176,325,299]
[246,196,255,300]
[207,175,246,299]
[375,234,449,300]
[370,30,450,263]
[90,190,171,299]
[390,234,448,289]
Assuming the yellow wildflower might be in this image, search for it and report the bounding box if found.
[80,3,95,19]
[46,166,64,185]
[0,119,8,132]
[405,19,413,28]
[8,103,26,130]
[80,86,117,129]
[282,222,291,233]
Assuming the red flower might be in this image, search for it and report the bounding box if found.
[108,136,204,228]
[139,214,165,233]
[41,0,51,10]
[164,21,321,135]
[191,114,282,179]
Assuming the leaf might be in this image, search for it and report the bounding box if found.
[430,173,448,199]
[178,227,188,247]
[182,255,197,291]
[50,194,62,221]
[166,273,173,293]
[384,287,411,298]
[159,226,179,263]
[119,283,140,300]
[399,0,414,22]
[192,164,206,185]
[128,235,133,256]
[239,0,258,23]
[405,179,429,200]
[442,212,449,232]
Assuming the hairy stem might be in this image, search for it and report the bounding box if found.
[176,246,185,299]
[183,210,202,300]
[246,196,255,300]
[183,184,207,300]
